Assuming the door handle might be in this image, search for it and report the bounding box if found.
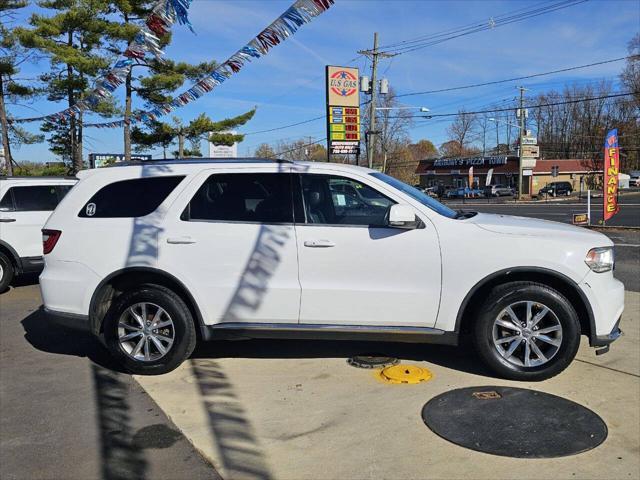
[0,218,16,223]
[304,240,335,248]
[166,236,196,244]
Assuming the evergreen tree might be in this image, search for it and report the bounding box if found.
[16,0,117,172]
[133,109,256,159]
[0,0,42,174]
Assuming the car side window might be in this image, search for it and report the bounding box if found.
[182,173,293,224]
[9,186,60,211]
[0,190,14,211]
[79,176,185,218]
[299,174,395,227]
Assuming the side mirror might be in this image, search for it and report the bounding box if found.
[387,204,420,229]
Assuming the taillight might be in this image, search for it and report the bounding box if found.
[42,229,61,255]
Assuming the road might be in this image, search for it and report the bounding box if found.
[443,191,640,227]
[0,280,221,480]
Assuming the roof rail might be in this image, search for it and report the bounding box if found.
[0,175,77,180]
[106,157,294,167]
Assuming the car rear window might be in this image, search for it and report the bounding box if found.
[79,176,185,218]
[0,185,71,212]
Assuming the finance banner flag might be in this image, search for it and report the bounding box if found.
[603,129,620,222]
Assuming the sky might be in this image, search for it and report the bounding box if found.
[9,0,640,162]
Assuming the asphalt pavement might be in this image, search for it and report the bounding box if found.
[0,280,221,480]
[443,190,640,227]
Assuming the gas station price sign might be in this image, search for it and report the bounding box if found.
[329,106,360,141]
[326,66,360,156]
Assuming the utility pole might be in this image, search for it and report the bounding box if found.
[517,86,528,200]
[358,33,394,169]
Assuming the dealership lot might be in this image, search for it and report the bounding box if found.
[1,228,638,480]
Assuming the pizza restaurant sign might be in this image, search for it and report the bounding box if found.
[433,156,509,168]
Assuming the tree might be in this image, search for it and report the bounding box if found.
[272,137,327,162]
[0,0,42,174]
[17,0,118,172]
[445,109,477,156]
[362,87,413,168]
[254,143,275,158]
[132,109,255,158]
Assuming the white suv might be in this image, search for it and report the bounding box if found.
[0,176,76,290]
[40,159,624,380]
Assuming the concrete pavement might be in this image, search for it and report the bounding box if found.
[136,292,640,480]
[0,283,220,480]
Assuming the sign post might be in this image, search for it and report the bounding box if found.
[326,66,360,161]
[603,129,620,225]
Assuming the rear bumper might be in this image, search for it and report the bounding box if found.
[19,256,45,274]
[43,307,90,332]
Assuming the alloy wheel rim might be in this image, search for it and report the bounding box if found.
[0,263,4,282]
[118,302,175,362]
[492,300,563,368]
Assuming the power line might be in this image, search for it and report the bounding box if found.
[377,0,588,56]
[377,0,559,50]
[243,115,325,136]
[267,137,327,159]
[398,57,633,98]
[386,92,636,119]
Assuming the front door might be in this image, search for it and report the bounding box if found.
[294,172,441,327]
[159,168,301,325]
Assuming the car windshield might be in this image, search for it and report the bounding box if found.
[370,172,458,219]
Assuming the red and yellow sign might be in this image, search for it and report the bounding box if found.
[603,129,620,222]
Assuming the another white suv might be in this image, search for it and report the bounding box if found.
[40,159,624,380]
[0,176,76,290]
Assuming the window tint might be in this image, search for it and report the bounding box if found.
[79,176,184,218]
[10,186,60,211]
[300,174,394,226]
[183,173,293,223]
[0,190,13,211]
[57,185,74,200]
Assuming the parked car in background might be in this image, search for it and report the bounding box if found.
[40,158,623,380]
[485,184,515,197]
[538,181,573,197]
[0,176,77,290]
[630,173,640,188]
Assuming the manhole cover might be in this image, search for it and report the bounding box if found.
[378,364,432,384]
[347,355,399,369]
[421,386,607,458]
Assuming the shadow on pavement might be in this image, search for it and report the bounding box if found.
[21,307,124,372]
[190,359,273,480]
[20,309,151,480]
[193,338,494,378]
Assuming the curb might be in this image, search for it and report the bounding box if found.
[585,226,640,232]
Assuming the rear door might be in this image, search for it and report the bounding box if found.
[0,184,67,258]
[159,167,301,325]
[293,171,441,327]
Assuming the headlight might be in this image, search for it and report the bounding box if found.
[585,247,614,273]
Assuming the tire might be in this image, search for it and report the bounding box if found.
[103,284,196,375]
[0,252,14,292]
[473,281,581,381]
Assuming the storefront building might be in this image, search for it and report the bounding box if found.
[415,156,603,195]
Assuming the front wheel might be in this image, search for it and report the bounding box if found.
[473,282,581,381]
[103,284,196,375]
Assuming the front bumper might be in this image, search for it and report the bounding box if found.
[591,316,623,348]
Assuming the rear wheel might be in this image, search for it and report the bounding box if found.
[103,284,196,375]
[473,281,581,381]
[0,252,14,292]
